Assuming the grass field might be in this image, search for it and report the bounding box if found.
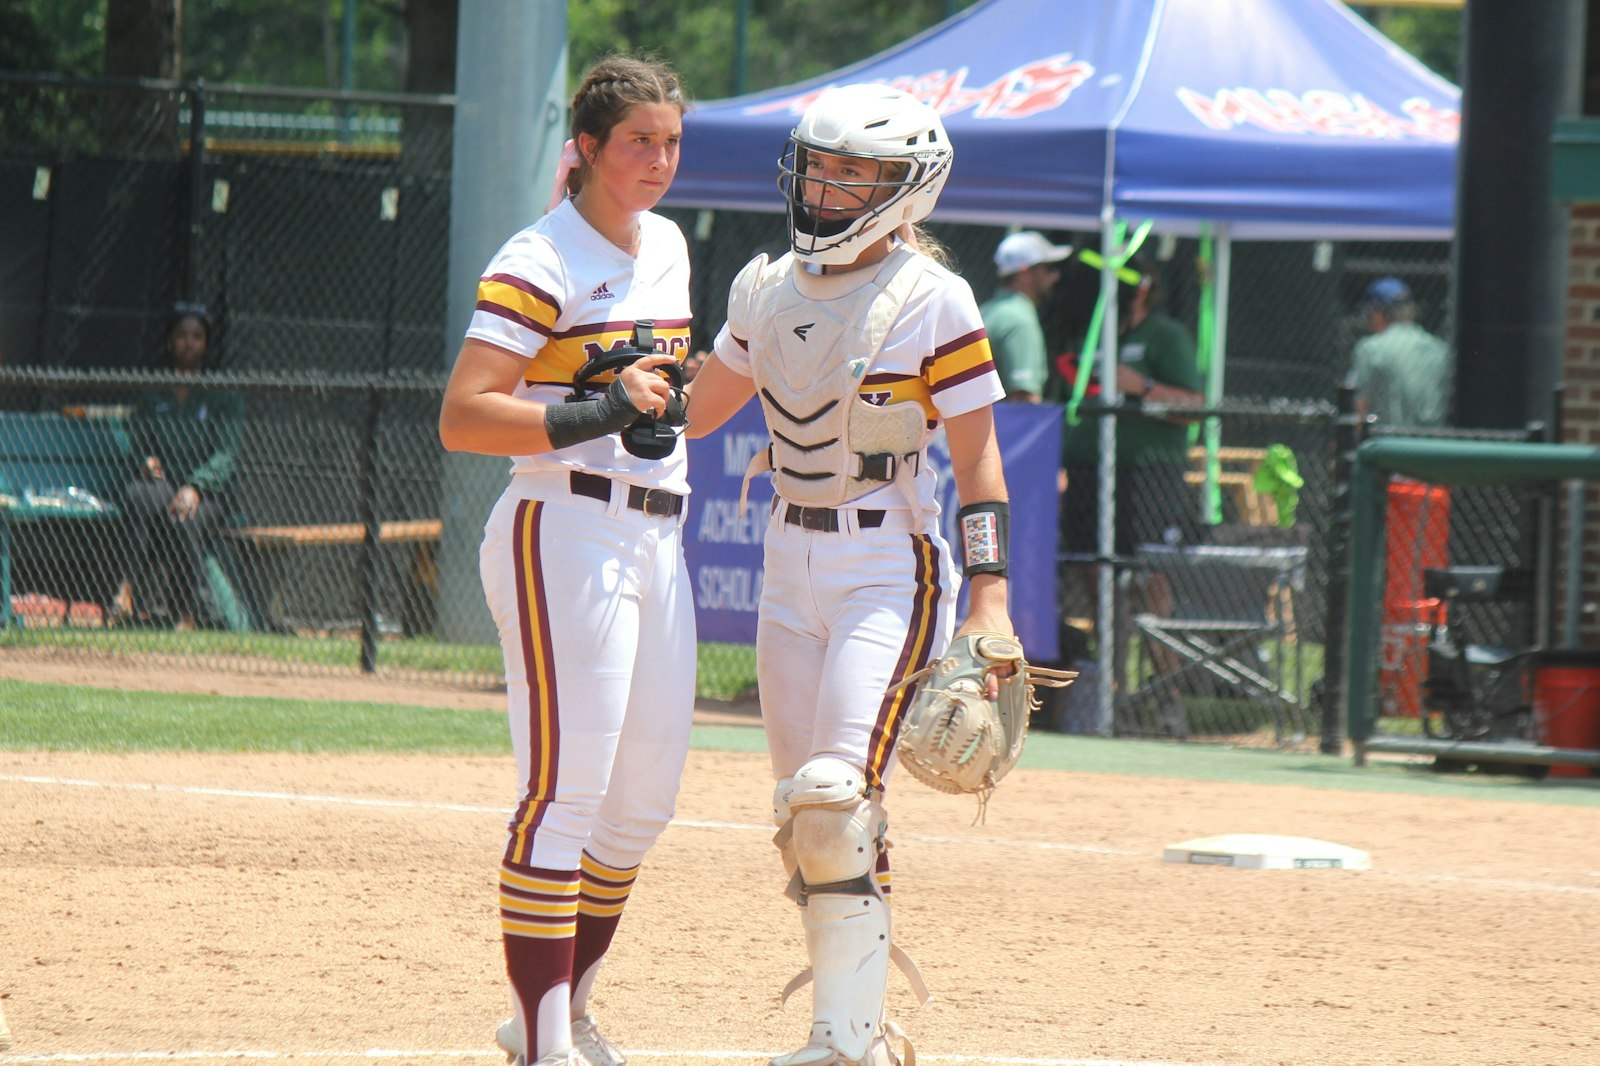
[6,674,1600,808]
[0,626,762,701]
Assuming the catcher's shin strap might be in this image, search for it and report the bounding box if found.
[778,944,932,1009]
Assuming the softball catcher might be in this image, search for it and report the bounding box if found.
[686,83,1018,1066]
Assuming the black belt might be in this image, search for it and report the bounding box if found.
[569,471,684,518]
[782,503,886,533]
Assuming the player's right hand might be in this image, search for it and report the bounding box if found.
[619,352,678,418]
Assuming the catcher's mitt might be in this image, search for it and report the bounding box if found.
[888,632,1075,821]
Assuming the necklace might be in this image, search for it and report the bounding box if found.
[612,226,641,255]
[573,196,640,256]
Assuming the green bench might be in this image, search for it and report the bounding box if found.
[0,411,260,633]
[0,412,130,628]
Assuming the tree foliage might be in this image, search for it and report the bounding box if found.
[567,0,977,100]
[1350,4,1462,84]
[4,1,1460,99]
[1,0,410,88]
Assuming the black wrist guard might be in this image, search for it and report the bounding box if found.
[956,500,1010,578]
[544,377,641,451]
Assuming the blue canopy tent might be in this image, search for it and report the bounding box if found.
[665,0,1460,731]
[667,0,1458,237]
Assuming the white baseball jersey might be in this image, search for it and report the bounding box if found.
[468,198,694,494]
[714,247,1005,793]
[713,250,1004,517]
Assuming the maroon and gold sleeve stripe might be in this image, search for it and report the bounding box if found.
[477,273,561,337]
[923,328,996,393]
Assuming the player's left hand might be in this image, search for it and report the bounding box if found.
[955,577,1015,698]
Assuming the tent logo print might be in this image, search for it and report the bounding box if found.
[1176,87,1457,142]
[748,54,1094,121]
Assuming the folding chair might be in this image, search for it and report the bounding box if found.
[1123,543,1308,740]
[1420,565,1538,742]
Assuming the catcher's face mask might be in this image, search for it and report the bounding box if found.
[777,83,952,266]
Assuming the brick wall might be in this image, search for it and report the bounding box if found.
[1564,203,1600,643]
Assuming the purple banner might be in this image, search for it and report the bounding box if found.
[683,402,1063,659]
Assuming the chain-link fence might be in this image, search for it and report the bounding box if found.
[1,72,453,377]
[1334,422,1600,776]
[0,366,500,684]
[6,75,1483,743]
[1349,420,1555,753]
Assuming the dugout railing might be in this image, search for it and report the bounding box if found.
[1343,435,1600,772]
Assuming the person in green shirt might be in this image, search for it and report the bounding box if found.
[109,305,244,630]
[1056,261,1204,735]
[1060,260,1204,558]
[1348,276,1451,429]
[978,230,1072,402]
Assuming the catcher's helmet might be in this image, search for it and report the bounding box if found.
[778,84,953,266]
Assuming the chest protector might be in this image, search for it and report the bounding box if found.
[737,247,930,509]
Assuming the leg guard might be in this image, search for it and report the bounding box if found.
[770,758,893,1066]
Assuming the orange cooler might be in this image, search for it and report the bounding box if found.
[1380,480,1450,718]
[1532,650,1600,778]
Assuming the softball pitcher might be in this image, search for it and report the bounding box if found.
[686,84,1016,1066]
[438,55,694,1066]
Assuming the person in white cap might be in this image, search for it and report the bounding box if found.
[977,230,1073,402]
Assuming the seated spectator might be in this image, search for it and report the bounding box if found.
[109,304,243,630]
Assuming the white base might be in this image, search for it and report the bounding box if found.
[1162,833,1371,870]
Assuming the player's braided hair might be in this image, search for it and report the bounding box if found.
[568,54,688,198]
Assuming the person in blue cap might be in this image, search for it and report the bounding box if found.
[1349,277,1452,428]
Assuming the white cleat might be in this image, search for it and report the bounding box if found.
[495,1018,583,1066]
[496,1018,521,1064]
[771,1044,840,1066]
[771,1024,908,1066]
[571,1014,627,1066]
[532,1052,582,1066]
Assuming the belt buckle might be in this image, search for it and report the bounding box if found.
[639,488,678,518]
[797,506,833,532]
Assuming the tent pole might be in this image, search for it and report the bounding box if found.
[1207,223,1231,516]
[1095,210,1121,737]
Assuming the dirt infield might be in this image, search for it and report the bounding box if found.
[2,661,1600,1065]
